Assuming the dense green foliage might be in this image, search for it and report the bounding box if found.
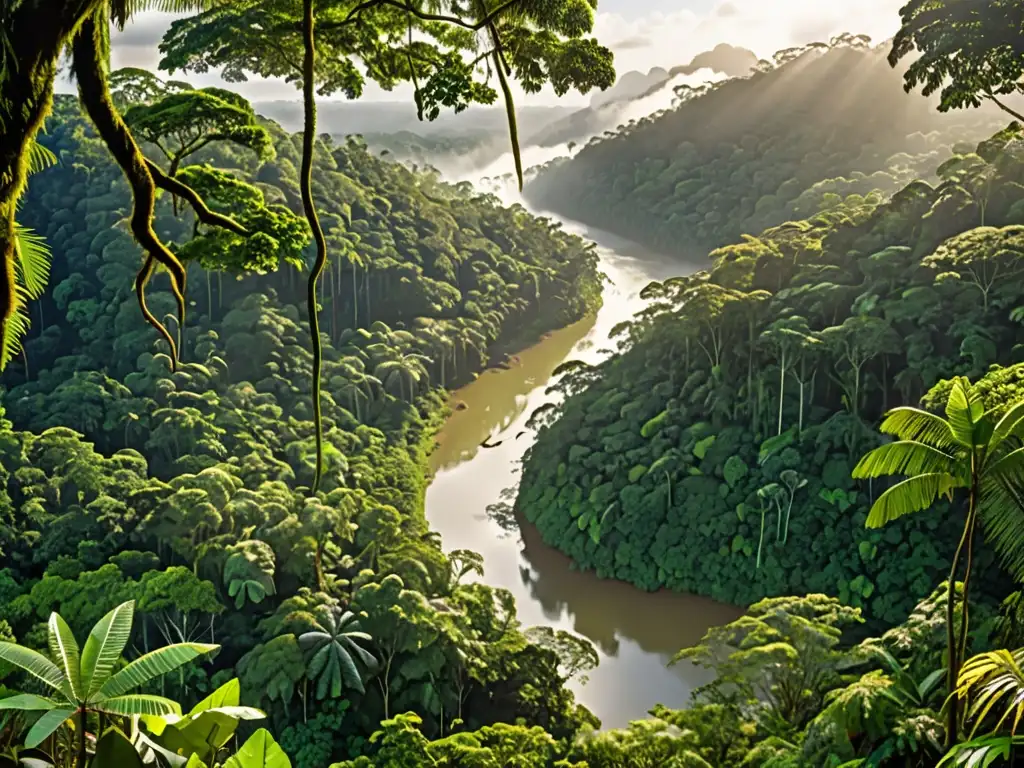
[518,120,1024,624]
[0,88,603,765]
[524,39,1010,258]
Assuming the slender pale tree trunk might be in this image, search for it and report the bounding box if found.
[945,487,977,748]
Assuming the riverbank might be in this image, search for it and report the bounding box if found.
[423,224,743,727]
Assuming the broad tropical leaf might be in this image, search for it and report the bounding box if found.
[0,694,59,711]
[99,643,218,699]
[979,449,1024,581]
[956,649,1024,738]
[47,613,82,700]
[96,694,183,717]
[23,708,75,748]
[945,376,985,446]
[865,473,958,528]
[0,642,67,694]
[852,441,957,479]
[223,728,290,768]
[989,400,1024,452]
[189,677,240,714]
[93,728,146,768]
[81,600,135,698]
[878,407,959,449]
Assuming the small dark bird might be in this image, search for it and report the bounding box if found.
[515,431,526,440]
[480,438,504,449]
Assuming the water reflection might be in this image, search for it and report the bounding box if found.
[424,223,744,727]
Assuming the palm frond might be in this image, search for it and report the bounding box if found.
[99,642,217,699]
[879,407,960,449]
[852,441,958,480]
[989,400,1024,451]
[0,305,30,371]
[865,472,959,528]
[14,221,52,300]
[946,376,985,446]
[26,141,57,175]
[939,735,1024,767]
[0,221,54,372]
[979,453,1024,582]
[955,649,1024,738]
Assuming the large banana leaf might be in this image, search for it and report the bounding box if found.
[946,376,985,446]
[0,694,59,711]
[879,407,959,449]
[47,613,82,701]
[851,440,957,479]
[0,642,67,695]
[96,694,183,717]
[93,728,145,768]
[81,601,135,698]
[223,729,291,768]
[99,642,217,699]
[24,708,75,748]
[865,472,959,528]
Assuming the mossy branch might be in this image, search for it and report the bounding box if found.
[145,159,248,236]
[72,11,184,370]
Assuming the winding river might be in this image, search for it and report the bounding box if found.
[425,217,743,728]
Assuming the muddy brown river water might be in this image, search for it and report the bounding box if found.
[425,220,742,728]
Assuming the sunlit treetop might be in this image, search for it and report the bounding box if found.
[889,0,1024,122]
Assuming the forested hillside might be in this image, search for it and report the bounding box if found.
[519,122,1024,621]
[0,87,602,764]
[524,38,1012,258]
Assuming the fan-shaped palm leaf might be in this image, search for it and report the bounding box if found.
[299,607,376,699]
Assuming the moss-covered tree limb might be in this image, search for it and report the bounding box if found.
[145,159,249,236]
[71,10,186,369]
[0,0,101,367]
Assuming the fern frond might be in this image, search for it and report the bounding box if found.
[14,222,52,300]
[0,222,53,371]
[0,299,30,371]
[26,141,57,175]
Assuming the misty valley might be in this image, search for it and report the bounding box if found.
[4,1,1024,767]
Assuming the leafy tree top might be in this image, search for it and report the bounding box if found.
[889,0,1024,122]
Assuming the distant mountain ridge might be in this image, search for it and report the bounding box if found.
[525,44,758,148]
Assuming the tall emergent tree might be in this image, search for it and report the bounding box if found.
[852,376,1024,745]
[158,0,615,488]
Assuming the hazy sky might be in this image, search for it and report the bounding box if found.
[100,0,907,105]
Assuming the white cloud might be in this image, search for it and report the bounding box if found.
[595,0,905,78]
